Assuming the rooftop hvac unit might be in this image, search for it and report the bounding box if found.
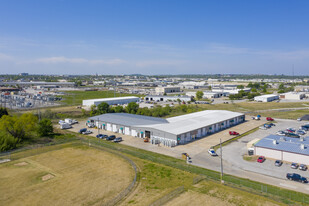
[273,140,278,145]
[280,137,286,141]
[301,144,305,150]
[300,137,304,142]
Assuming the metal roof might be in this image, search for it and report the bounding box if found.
[255,135,309,156]
[84,96,139,102]
[90,110,243,135]
[89,113,168,127]
[143,110,244,135]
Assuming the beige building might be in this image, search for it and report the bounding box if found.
[155,86,181,95]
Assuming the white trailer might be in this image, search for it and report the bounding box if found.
[60,123,72,129]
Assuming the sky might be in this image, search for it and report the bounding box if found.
[0,0,309,75]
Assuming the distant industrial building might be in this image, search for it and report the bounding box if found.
[279,92,306,100]
[0,81,76,88]
[82,96,139,107]
[254,94,279,102]
[254,135,309,165]
[144,95,192,102]
[186,91,228,99]
[89,110,245,147]
[155,86,181,95]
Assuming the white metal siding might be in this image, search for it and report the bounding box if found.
[131,129,137,137]
[112,124,117,132]
[124,127,130,135]
[283,152,309,165]
[255,147,281,160]
[107,123,112,131]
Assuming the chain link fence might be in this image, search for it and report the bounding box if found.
[149,186,185,206]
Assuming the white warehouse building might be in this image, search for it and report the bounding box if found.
[254,135,309,165]
[88,110,245,147]
[82,96,139,107]
[254,94,279,102]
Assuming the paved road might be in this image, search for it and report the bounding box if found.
[66,118,309,194]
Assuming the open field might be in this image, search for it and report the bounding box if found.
[251,109,309,120]
[0,145,134,206]
[164,181,284,206]
[61,90,143,105]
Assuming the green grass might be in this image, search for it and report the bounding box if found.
[60,90,143,105]
[251,109,309,120]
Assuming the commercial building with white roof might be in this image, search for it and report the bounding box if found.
[88,110,245,147]
[254,94,279,102]
[82,96,139,107]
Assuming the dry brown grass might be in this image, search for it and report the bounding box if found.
[164,181,284,206]
[0,146,134,206]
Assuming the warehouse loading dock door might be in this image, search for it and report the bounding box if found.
[145,131,151,138]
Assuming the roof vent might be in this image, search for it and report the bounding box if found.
[280,137,286,141]
[300,137,304,142]
[301,144,305,150]
[273,140,278,145]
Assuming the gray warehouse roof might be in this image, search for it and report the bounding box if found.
[255,135,309,156]
[89,113,168,127]
[146,110,243,135]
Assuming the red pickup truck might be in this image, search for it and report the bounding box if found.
[266,117,274,121]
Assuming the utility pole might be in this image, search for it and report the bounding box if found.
[292,64,295,84]
[97,117,100,135]
[220,138,224,184]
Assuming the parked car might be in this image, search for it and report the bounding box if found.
[257,156,265,163]
[296,130,306,135]
[113,137,123,142]
[79,128,87,134]
[259,126,267,130]
[96,134,107,138]
[229,131,239,135]
[264,124,272,128]
[300,125,309,131]
[82,130,92,135]
[286,173,308,183]
[276,131,286,136]
[267,123,276,127]
[106,135,116,141]
[96,134,103,138]
[275,160,283,167]
[208,149,217,156]
[299,164,307,171]
[291,162,299,169]
[266,117,274,121]
[88,123,95,128]
[285,133,300,138]
[287,128,296,132]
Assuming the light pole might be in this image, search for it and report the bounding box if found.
[97,117,100,135]
[220,138,224,184]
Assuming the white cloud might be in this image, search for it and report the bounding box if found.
[0,53,13,60]
[34,56,126,65]
[135,60,186,67]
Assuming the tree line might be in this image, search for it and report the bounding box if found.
[0,108,53,151]
[90,102,201,118]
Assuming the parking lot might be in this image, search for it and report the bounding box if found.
[64,116,309,194]
[222,119,309,179]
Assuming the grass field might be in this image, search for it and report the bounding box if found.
[164,181,284,206]
[60,90,143,105]
[0,145,134,206]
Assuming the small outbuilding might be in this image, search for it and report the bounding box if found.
[254,94,279,102]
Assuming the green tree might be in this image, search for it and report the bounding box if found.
[196,91,204,100]
[37,118,53,137]
[237,85,244,89]
[278,83,285,90]
[97,102,110,114]
[126,102,139,114]
[0,113,38,142]
[113,105,124,113]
